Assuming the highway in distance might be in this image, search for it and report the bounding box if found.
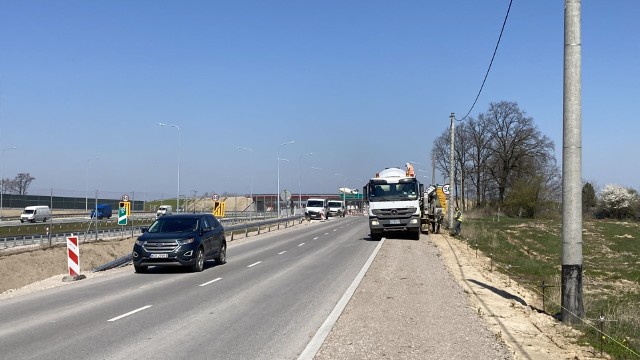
[0,216,376,360]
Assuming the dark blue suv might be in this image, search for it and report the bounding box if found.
[132,213,227,273]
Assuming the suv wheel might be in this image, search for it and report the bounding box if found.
[191,247,205,272]
[134,264,148,273]
[215,241,227,265]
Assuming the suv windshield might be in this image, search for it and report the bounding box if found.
[307,200,325,207]
[148,217,199,233]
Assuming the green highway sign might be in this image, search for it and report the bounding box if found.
[118,206,127,225]
[339,193,363,200]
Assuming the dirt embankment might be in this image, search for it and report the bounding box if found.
[0,237,135,296]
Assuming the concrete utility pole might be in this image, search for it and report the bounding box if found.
[561,0,584,323]
[448,112,455,229]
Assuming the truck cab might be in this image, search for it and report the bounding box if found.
[365,168,423,240]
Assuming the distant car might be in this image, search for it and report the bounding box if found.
[132,213,227,273]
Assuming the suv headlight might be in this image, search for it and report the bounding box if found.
[135,240,145,246]
[178,238,195,245]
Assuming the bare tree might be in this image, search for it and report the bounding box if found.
[463,115,493,207]
[484,101,554,204]
[9,173,35,195]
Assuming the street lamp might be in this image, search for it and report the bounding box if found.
[310,166,323,197]
[298,152,313,211]
[157,123,181,212]
[1,146,17,221]
[85,156,100,212]
[237,146,253,220]
[277,141,294,217]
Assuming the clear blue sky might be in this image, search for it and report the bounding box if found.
[1,1,638,200]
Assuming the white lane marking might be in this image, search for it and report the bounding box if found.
[332,229,337,232]
[298,239,386,360]
[312,237,319,240]
[108,305,153,322]
[199,277,222,287]
[278,251,287,255]
[247,261,262,268]
[324,233,329,235]
[298,243,305,247]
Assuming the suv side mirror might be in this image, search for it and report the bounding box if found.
[141,227,148,233]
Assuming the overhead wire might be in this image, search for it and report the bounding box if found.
[457,0,514,122]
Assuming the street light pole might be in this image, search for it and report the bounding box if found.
[1,146,17,221]
[277,141,294,217]
[298,152,313,211]
[237,146,254,220]
[157,123,181,212]
[85,156,100,212]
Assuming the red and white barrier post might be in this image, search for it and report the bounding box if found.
[66,234,80,277]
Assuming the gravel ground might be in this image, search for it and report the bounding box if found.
[314,235,512,360]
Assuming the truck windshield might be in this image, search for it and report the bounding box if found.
[328,202,341,207]
[369,180,419,201]
[307,200,324,207]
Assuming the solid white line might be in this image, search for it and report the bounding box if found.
[298,243,305,247]
[107,305,153,322]
[199,277,222,287]
[297,238,385,360]
[278,251,287,255]
[247,261,262,268]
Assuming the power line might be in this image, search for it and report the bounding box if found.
[458,0,514,122]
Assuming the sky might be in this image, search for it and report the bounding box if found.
[0,0,638,201]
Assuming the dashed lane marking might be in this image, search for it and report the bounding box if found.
[108,305,153,322]
[199,277,222,287]
[278,251,287,255]
[247,261,262,268]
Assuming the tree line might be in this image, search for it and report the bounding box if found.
[1,173,35,195]
[432,101,560,218]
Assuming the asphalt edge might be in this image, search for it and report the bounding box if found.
[297,237,385,360]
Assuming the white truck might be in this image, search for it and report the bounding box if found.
[363,167,423,241]
[327,200,345,217]
[156,205,173,218]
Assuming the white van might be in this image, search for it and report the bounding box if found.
[20,205,51,223]
[156,205,173,218]
[305,198,328,220]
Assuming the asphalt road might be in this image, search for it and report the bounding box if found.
[0,217,376,360]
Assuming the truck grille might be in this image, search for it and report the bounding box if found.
[372,208,416,218]
[142,241,179,253]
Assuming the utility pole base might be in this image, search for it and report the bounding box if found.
[561,264,584,323]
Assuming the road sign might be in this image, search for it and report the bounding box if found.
[442,184,451,195]
[122,194,130,202]
[212,193,219,201]
[118,206,127,225]
[280,190,291,202]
